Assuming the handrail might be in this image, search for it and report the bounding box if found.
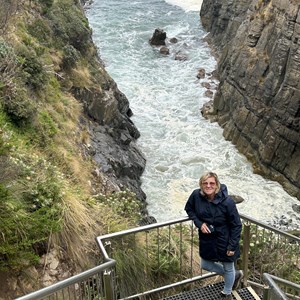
[96,214,300,253]
[16,260,116,300]
[263,273,291,300]
[96,217,190,261]
[240,213,300,242]
[95,213,300,299]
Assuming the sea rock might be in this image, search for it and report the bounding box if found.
[175,51,187,61]
[201,82,212,89]
[160,46,170,55]
[138,215,157,226]
[229,194,244,204]
[170,37,178,43]
[204,90,214,98]
[149,28,167,46]
[197,68,206,79]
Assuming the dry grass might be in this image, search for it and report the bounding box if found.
[71,66,93,88]
[52,193,100,268]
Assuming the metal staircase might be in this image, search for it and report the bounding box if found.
[16,215,300,300]
[161,282,262,300]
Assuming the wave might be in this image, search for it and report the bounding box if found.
[164,0,203,12]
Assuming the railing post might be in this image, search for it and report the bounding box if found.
[242,222,250,287]
[104,270,115,300]
[263,286,270,300]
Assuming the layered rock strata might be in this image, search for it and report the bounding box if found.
[200,0,300,199]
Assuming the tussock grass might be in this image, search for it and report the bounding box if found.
[52,193,99,268]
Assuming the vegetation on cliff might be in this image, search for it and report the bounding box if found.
[0,0,142,295]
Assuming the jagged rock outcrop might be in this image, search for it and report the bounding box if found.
[66,1,147,202]
[200,0,300,199]
[71,69,146,201]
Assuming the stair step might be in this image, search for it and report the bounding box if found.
[161,281,262,300]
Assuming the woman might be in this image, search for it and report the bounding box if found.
[184,172,243,300]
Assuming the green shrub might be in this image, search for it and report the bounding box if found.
[27,18,52,46]
[0,41,37,123]
[37,0,54,13]
[0,184,61,270]
[240,225,300,284]
[48,1,92,53]
[26,110,58,147]
[0,39,18,89]
[2,87,37,123]
[0,152,65,270]
[0,0,18,33]
[105,224,191,298]
[20,53,48,90]
[38,0,54,8]
[62,44,80,70]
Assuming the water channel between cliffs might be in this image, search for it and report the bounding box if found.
[86,0,299,229]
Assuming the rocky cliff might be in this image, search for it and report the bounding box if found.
[200,0,300,199]
[72,4,146,203]
[0,0,146,297]
[71,55,146,202]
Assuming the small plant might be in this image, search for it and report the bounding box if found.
[0,39,18,95]
[38,0,54,8]
[37,0,54,14]
[2,86,37,123]
[93,190,143,222]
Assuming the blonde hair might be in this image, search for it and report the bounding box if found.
[199,171,221,196]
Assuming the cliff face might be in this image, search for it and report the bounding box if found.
[0,1,147,296]
[200,0,300,199]
[61,3,146,202]
[67,3,146,202]
[71,53,146,202]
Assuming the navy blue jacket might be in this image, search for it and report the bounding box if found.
[184,184,242,262]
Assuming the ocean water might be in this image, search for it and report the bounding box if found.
[86,0,299,228]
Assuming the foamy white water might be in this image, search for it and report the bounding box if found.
[86,0,299,229]
[165,0,202,11]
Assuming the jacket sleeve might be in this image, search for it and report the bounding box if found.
[226,198,242,251]
[184,190,203,229]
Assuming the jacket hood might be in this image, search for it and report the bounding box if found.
[213,183,228,204]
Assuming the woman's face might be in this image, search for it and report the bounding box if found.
[201,176,217,198]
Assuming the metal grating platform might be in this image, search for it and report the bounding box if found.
[161,281,262,300]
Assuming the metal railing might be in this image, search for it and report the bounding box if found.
[95,217,215,299]
[262,273,300,300]
[240,214,300,292]
[16,214,300,300]
[16,261,116,300]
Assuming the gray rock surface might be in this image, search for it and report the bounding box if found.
[200,0,300,199]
